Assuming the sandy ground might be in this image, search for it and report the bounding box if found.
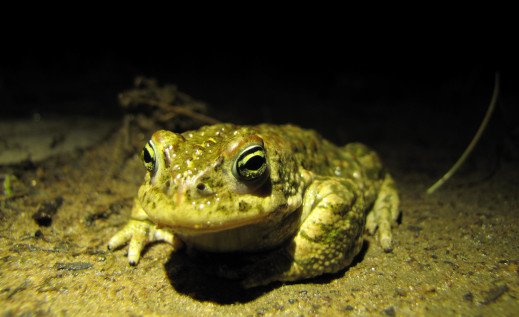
[1,80,518,316]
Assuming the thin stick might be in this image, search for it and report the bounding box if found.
[0,191,28,201]
[426,72,500,195]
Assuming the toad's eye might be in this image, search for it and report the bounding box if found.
[142,141,157,173]
[233,145,268,181]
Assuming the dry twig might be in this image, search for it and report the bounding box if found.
[426,73,500,194]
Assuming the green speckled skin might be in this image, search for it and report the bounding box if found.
[108,124,399,287]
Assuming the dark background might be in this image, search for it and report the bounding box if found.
[1,34,516,151]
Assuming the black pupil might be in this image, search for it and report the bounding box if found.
[244,155,264,171]
[143,148,152,163]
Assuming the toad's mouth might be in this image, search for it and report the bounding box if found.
[153,212,273,234]
[142,196,294,235]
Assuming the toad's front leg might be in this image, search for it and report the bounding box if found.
[244,178,366,287]
[108,197,182,265]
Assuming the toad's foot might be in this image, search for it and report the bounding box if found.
[108,219,181,265]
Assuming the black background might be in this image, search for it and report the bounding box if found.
[1,27,516,149]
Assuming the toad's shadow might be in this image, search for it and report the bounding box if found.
[164,249,275,303]
[164,240,369,304]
